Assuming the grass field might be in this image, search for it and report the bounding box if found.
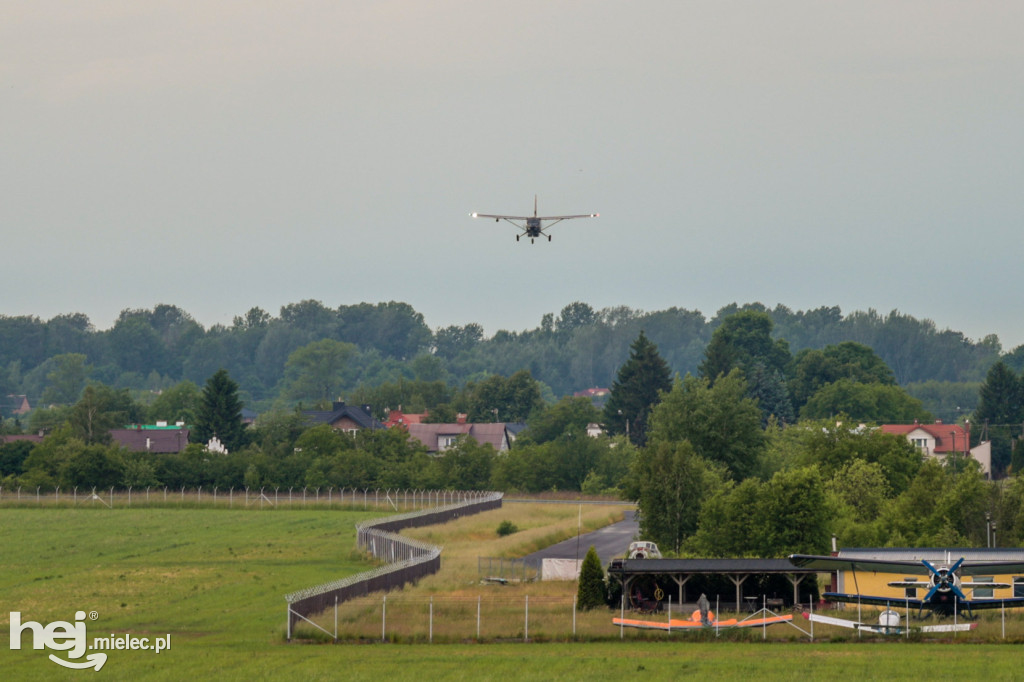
[4,505,1024,680]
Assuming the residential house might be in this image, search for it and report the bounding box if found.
[880,421,991,477]
[573,387,610,408]
[110,424,190,454]
[406,416,511,454]
[383,408,428,429]
[0,434,44,445]
[303,401,383,434]
[4,394,31,417]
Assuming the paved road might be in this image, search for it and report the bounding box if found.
[523,510,638,567]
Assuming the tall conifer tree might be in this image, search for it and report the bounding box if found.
[193,369,246,452]
[603,331,671,446]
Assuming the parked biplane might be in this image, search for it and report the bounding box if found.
[790,552,1024,618]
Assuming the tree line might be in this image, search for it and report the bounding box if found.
[4,308,1024,561]
[0,300,1017,421]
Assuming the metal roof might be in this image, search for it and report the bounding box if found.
[607,558,815,576]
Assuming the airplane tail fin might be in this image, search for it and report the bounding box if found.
[534,195,538,217]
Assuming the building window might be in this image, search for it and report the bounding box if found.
[911,438,928,450]
[438,435,461,451]
[973,576,993,599]
[903,578,917,599]
[1014,577,1024,598]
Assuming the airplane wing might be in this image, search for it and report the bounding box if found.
[961,597,1024,611]
[824,591,926,609]
[958,561,1024,575]
[535,213,599,220]
[792,553,1024,577]
[470,213,532,220]
[790,554,931,575]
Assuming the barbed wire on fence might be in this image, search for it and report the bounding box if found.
[0,485,486,511]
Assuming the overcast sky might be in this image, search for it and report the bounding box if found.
[4,2,1023,348]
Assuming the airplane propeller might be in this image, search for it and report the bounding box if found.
[922,557,968,603]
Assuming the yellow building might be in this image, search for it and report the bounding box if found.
[825,548,1024,609]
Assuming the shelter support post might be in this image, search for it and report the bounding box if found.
[728,574,748,612]
[670,574,691,605]
[786,573,807,605]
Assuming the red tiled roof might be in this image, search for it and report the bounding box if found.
[879,422,969,453]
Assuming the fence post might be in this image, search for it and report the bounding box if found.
[524,595,529,642]
[56,486,59,505]
[334,596,338,642]
[382,595,386,642]
[477,595,481,640]
[620,594,625,640]
[429,596,433,643]
[197,486,201,504]
[573,595,577,637]
[127,486,131,508]
[110,487,114,508]
[287,605,291,641]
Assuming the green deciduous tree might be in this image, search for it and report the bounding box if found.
[647,371,766,480]
[70,385,139,445]
[282,339,358,404]
[800,379,932,423]
[40,353,92,405]
[634,440,726,553]
[147,380,202,425]
[466,370,544,423]
[522,397,601,444]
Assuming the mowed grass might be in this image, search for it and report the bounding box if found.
[0,507,378,679]
[3,505,1024,680]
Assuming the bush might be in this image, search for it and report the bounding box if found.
[576,545,606,610]
[496,520,518,537]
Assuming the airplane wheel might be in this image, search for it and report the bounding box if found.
[547,235,551,241]
[516,235,520,241]
[531,238,535,243]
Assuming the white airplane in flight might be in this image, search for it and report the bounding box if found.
[471,196,598,243]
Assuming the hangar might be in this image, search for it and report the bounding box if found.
[607,558,820,611]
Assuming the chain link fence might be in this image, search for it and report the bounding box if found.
[0,485,474,511]
[285,491,503,639]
